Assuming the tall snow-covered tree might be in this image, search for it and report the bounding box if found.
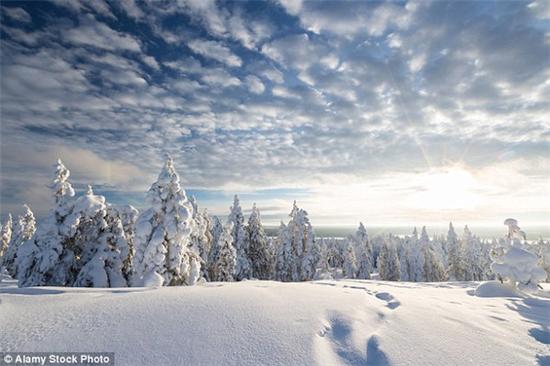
[247,203,272,280]
[419,227,446,282]
[379,238,401,281]
[285,201,318,281]
[275,221,295,282]
[189,197,213,280]
[132,156,200,287]
[18,160,79,287]
[71,187,130,287]
[355,222,373,279]
[462,225,485,281]
[0,214,13,259]
[342,238,358,279]
[446,222,466,280]
[207,215,224,279]
[228,195,251,281]
[211,223,236,282]
[2,205,36,277]
[107,204,138,279]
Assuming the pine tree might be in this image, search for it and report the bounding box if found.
[18,160,79,287]
[247,203,272,280]
[228,195,251,280]
[211,223,236,282]
[2,205,36,277]
[107,204,138,279]
[342,239,358,279]
[285,201,318,281]
[275,221,294,282]
[355,222,373,279]
[446,222,466,280]
[419,227,446,282]
[132,156,199,287]
[379,239,400,281]
[189,197,213,280]
[207,215,224,280]
[0,214,13,259]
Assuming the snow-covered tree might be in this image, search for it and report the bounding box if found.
[2,205,36,277]
[379,238,401,281]
[189,197,214,280]
[71,187,130,287]
[247,203,272,280]
[355,222,373,279]
[228,195,251,281]
[491,219,547,291]
[418,227,446,282]
[18,160,79,287]
[284,201,318,281]
[462,226,485,281]
[0,214,13,259]
[211,222,236,282]
[342,238,358,279]
[446,222,466,280]
[132,156,200,287]
[398,234,414,281]
[315,240,332,280]
[275,221,295,282]
[535,238,550,282]
[107,204,138,279]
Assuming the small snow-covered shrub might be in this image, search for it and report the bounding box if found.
[490,219,547,292]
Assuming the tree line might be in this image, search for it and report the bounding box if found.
[0,157,548,289]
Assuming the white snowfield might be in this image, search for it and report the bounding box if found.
[1,279,548,366]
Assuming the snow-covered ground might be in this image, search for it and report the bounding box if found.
[1,279,548,366]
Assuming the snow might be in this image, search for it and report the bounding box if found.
[1,279,548,366]
[474,281,524,298]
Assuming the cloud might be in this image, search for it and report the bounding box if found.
[0,0,548,225]
[65,15,141,52]
[2,7,31,23]
[245,75,265,94]
[187,38,242,67]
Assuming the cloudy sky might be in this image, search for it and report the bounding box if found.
[1,0,549,227]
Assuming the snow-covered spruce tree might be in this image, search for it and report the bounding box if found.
[275,221,295,282]
[189,197,213,280]
[419,227,446,282]
[132,156,200,287]
[71,186,130,287]
[207,215,224,278]
[462,225,485,281]
[355,222,373,279]
[247,203,272,280]
[378,238,401,281]
[18,160,80,287]
[446,222,466,281]
[2,205,36,277]
[342,238,358,279]
[228,195,251,281]
[0,214,13,259]
[535,238,550,282]
[284,201,318,281]
[398,234,414,281]
[315,239,332,280]
[107,204,139,280]
[211,222,236,282]
[490,219,547,291]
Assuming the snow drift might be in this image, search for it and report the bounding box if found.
[1,279,548,366]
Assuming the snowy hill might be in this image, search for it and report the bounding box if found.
[1,279,548,366]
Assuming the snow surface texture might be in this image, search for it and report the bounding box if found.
[1,279,548,366]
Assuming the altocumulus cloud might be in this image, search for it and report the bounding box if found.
[0,0,548,226]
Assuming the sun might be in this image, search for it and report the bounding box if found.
[410,167,482,211]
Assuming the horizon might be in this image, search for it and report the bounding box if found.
[1,1,549,227]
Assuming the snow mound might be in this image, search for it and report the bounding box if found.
[474,281,524,298]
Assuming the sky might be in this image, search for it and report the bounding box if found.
[0,0,549,228]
